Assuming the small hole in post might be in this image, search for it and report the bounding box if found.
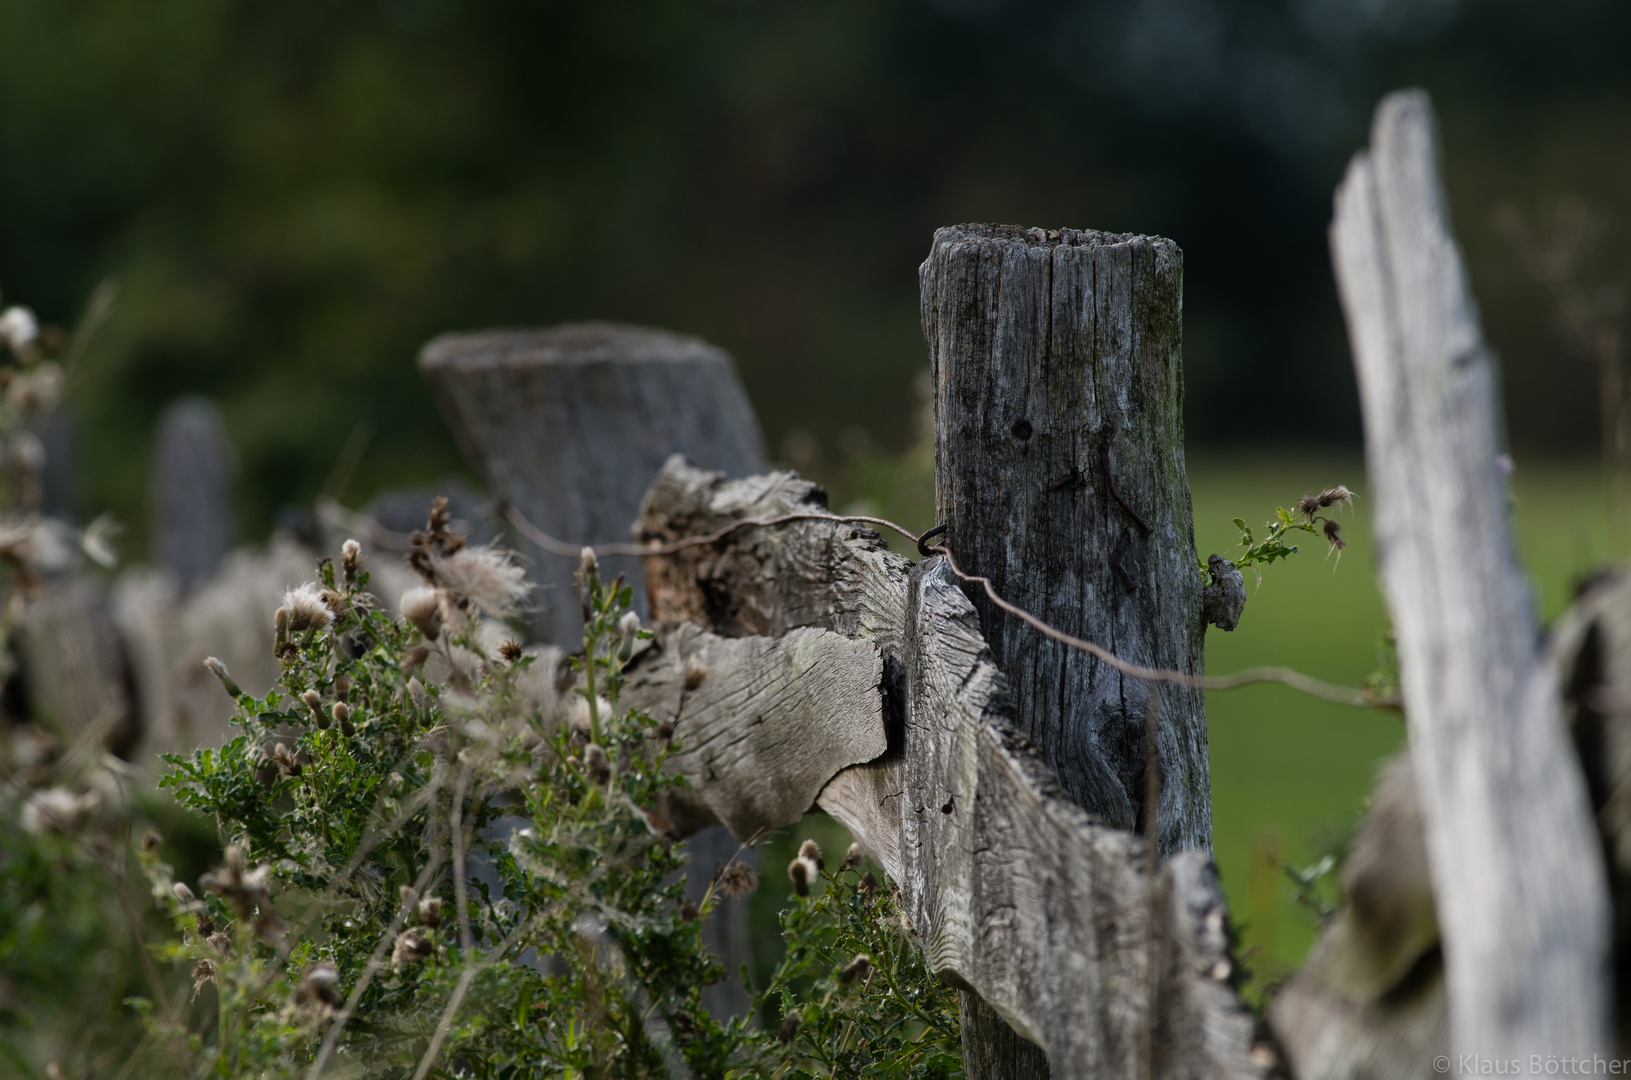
[941,797,954,815]
[1010,418,1033,441]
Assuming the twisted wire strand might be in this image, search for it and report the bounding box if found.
[314,496,1395,709]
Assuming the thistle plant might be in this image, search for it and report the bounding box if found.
[1201,485,1356,586]
[132,501,963,1078]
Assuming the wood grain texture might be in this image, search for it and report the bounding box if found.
[1332,89,1610,1067]
[635,457,1263,1079]
[419,322,767,646]
[622,622,888,841]
[921,225,1210,856]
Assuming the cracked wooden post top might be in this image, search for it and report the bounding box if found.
[418,321,767,646]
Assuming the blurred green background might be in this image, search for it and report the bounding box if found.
[5,0,1631,1000]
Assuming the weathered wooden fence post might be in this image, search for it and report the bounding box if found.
[152,396,235,590]
[1330,90,1610,1071]
[419,322,767,645]
[921,225,1207,1074]
[418,321,768,1018]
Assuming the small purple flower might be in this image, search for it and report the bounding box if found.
[1495,453,1515,477]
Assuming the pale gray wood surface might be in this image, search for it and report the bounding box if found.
[151,396,235,590]
[1332,89,1611,1069]
[419,322,767,647]
[635,457,1264,1079]
[622,622,888,840]
[921,224,1209,858]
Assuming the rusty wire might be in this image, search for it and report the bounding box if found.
[314,496,1395,709]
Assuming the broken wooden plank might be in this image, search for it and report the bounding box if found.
[621,622,887,841]
[1332,88,1611,1066]
[634,456,1263,1078]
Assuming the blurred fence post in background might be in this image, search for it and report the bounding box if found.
[151,397,235,590]
[418,321,767,1018]
[920,226,1205,1078]
[1327,89,1611,1071]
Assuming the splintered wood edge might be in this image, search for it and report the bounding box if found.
[635,455,1261,1078]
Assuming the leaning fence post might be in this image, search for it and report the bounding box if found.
[418,321,768,1018]
[921,225,1207,1075]
[1330,90,1610,1069]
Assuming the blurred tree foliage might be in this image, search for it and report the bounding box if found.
[1,0,1630,549]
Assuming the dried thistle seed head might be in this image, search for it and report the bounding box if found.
[500,639,524,663]
[717,859,759,899]
[331,702,350,728]
[654,720,674,743]
[1297,492,1321,521]
[408,677,429,714]
[679,899,699,922]
[400,885,418,911]
[282,583,333,633]
[583,743,611,785]
[294,963,341,1008]
[798,839,824,870]
[417,895,443,929]
[207,930,234,957]
[579,546,599,580]
[392,929,433,965]
[333,672,351,698]
[21,787,93,836]
[618,611,641,637]
[1317,485,1355,511]
[428,545,530,618]
[203,656,242,698]
[399,586,444,640]
[1323,518,1347,554]
[191,958,217,991]
[303,689,322,712]
[403,645,430,670]
[341,538,361,577]
[273,606,290,637]
[778,1011,802,1045]
[788,856,817,896]
[272,742,301,777]
[860,871,878,898]
[841,842,863,871]
[840,954,871,983]
[683,660,709,693]
[173,882,197,904]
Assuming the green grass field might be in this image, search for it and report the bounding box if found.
[749,450,1616,1000]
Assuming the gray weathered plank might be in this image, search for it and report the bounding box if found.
[1331,89,1611,1069]
[921,225,1209,857]
[151,396,236,590]
[635,456,1263,1079]
[622,622,887,841]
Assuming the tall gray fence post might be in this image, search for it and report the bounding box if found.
[418,321,768,1018]
[921,225,1207,1076]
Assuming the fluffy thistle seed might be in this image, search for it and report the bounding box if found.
[683,660,709,693]
[392,929,433,965]
[429,545,530,618]
[860,871,878,898]
[191,958,217,992]
[798,839,824,871]
[282,583,333,633]
[579,546,599,580]
[788,856,817,896]
[341,538,361,577]
[841,843,863,871]
[207,931,234,957]
[294,964,341,1008]
[332,702,350,728]
[408,678,429,714]
[1317,485,1355,512]
[840,954,871,983]
[1323,518,1347,556]
[618,611,641,637]
[272,742,301,777]
[654,720,674,743]
[173,882,197,904]
[417,895,443,929]
[680,900,699,922]
[400,587,444,640]
[302,689,323,717]
[403,645,430,670]
[1296,492,1321,521]
[500,639,524,663]
[778,1011,802,1045]
[273,607,290,637]
[717,859,759,899]
[22,787,93,836]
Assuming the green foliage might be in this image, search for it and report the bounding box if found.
[126,512,963,1077]
[757,859,962,1080]
[1199,486,1355,587]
